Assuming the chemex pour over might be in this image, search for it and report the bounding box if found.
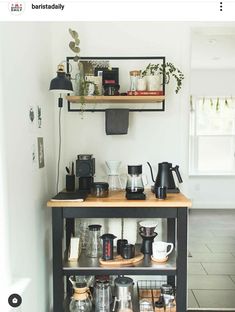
[105,160,123,191]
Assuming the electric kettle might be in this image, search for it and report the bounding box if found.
[147,162,183,193]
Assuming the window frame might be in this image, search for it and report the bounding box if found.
[189,96,235,176]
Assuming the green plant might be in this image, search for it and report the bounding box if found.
[68,28,86,111]
[141,62,184,94]
[69,28,80,62]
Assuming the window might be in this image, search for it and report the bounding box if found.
[189,96,235,175]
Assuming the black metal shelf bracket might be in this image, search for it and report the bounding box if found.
[66,56,166,112]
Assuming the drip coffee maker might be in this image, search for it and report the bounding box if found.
[69,277,92,312]
[113,277,134,312]
[139,220,158,255]
[105,160,123,191]
[125,165,146,200]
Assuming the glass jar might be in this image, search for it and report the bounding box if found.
[129,70,140,91]
[160,284,175,309]
[90,182,109,198]
[160,284,173,295]
[86,224,102,258]
[94,279,112,312]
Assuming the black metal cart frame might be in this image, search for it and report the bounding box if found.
[51,205,188,312]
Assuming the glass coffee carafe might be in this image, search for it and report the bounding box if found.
[126,165,145,194]
[69,277,92,312]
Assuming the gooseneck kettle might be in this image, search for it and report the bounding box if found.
[147,162,183,193]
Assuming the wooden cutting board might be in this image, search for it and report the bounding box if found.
[99,253,144,266]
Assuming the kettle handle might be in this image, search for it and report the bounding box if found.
[147,162,155,183]
[172,165,183,183]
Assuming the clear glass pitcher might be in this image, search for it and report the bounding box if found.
[105,160,123,191]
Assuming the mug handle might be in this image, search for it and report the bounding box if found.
[139,226,144,233]
[166,243,174,256]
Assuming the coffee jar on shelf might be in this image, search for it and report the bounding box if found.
[129,70,140,91]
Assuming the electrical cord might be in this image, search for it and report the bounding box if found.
[56,106,62,193]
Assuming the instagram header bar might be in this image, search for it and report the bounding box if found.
[0,1,234,21]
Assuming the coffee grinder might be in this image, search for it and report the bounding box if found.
[139,221,158,255]
[76,154,95,192]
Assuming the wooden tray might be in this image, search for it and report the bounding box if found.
[99,253,144,266]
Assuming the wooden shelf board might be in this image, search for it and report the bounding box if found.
[47,190,192,208]
[66,95,165,104]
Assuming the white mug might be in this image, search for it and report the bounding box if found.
[152,241,174,259]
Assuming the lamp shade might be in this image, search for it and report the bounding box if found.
[49,64,73,93]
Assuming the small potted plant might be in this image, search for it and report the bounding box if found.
[141,62,184,94]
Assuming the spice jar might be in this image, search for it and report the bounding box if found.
[160,284,173,295]
[129,70,140,91]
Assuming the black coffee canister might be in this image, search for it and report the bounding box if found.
[117,239,128,255]
[100,234,117,261]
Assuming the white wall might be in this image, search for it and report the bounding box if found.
[51,22,235,209]
[0,31,11,311]
[52,21,191,192]
[0,23,56,312]
[191,69,235,95]
[189,68,235,208]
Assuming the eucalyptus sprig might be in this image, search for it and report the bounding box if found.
[69,28,80,62]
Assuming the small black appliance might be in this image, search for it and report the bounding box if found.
[147,161,183,193]
[76,154,95,192]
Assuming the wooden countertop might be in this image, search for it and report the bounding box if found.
[47,190,192,208]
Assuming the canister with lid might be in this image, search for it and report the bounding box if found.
[129,70,140,91]
[86,224,102,258]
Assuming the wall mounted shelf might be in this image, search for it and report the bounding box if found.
[66,56,166,112]
[66,95,165,104]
